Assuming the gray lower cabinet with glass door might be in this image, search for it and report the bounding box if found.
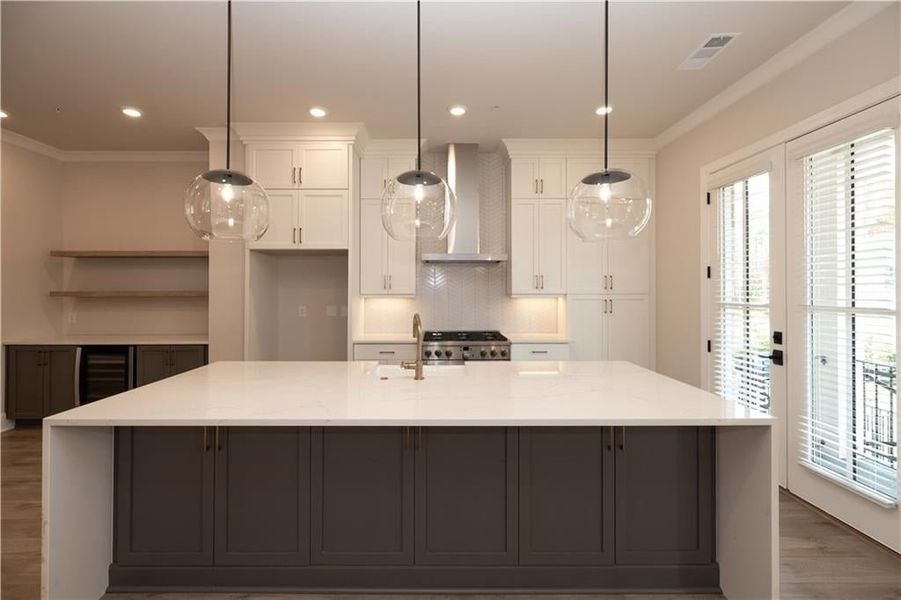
[109,426,717,593]
[135,345,207,386]
[5,346,77,419]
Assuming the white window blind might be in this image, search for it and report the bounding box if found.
[712,172,772,412]
[800,127,897,501]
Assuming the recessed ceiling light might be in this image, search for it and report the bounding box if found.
[594,105,613,116]
[309,107,328,118]
[122,107,143,118]
[0,110,8,119]
[448,104,467,117]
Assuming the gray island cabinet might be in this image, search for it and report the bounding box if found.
[110,424,716,592]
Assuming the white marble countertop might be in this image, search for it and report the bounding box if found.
[4,334,208,346]
[45,361,774,427]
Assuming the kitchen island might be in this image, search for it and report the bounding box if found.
[42,361,777,600]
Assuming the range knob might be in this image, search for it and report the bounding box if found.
[480,349,488,358]
[424,350,432,358]
[444,350,453,358]
[500,349,508,358]
[489,349,498,358]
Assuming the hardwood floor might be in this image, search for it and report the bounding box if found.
[3,425,899,600]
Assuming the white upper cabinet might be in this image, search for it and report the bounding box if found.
[510,157,566,198]
[508,198,565,295]
[248,190,347,250]
[246,142,348,190]
[566,228,606,294]
[359,190,416,296]
[360,156,416,199]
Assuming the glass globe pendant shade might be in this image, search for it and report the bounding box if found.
[567,168,652,241]
[184,169,270,242]
[381,169,456,242]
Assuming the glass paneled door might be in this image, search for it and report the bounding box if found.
[706,147,787,484]
[786,100,899,546]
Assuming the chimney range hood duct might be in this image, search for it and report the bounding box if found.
[422,143,507,263]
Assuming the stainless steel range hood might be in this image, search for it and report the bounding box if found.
[422,143,507,263]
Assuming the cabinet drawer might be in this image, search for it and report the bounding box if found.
[353,344,417,363]
[510,343,570,361]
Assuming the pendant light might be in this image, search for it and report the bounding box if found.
[185,0,269,242]
[381,0,456,242]
[567,0,651,241]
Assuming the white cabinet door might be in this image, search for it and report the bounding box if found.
[298,190,347,248]
[510,199,539,294]
[607,234,650,295]
[387,227,416,295]
[360,158,388,199]
[246,143,298,189]
[538,158,566,198]
[360,199,388,294]
[565,158,604,192]
[566,297,605,360]
[248,190,298,248]
[537,199,566,294]
[387,157,416,181]
[606,295,650,368]
[510,158,540,198]
[567,229,606,294]
[297,143,348,189]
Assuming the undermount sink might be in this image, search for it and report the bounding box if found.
[373,364,466,379]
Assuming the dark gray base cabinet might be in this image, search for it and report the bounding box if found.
[135,345,207,386]
[5,346,77,419]
[111,426,717,593]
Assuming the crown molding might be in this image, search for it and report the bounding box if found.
[500,138,657,158]
[1,129,207,162]
[654,1,893,149]
[361,139,426,157]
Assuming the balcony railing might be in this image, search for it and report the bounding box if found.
[857,359,897,469]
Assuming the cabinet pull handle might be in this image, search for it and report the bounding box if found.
[378,351,396,355]
[293,227,296,244]
[388,274,392,290]
[609,299,613,314]
[540,274,544,289]
[292,167,296,184]
[299,227,303,244]
[530,350,548,355]
[610,275,613,290]
[533,274,538,289]
[298,167,302,184]
[383,178,387,190]
[603,299,608,314]
[604,275,609,290]
[216,427,222,452]
[607,426,614,451]
[534,179,538,195]
[404,427,411,451]
[540,178,544,194]
[202,427,209,453]
[619,426,626,451]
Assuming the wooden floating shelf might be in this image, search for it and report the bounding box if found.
[50,250,209,258]
[49,290,209,299]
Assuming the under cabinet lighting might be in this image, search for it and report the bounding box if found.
[594,105,612,115]
[0,110,8,119]
[309,106,328,118]
[448,104,467,117]
[122,107,143,118]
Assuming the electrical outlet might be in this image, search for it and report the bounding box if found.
[326,305,338,317]
[297,305,307,318]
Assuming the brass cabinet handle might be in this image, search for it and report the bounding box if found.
[216,427,222,452]
[293,227,296,244]
[534,179,538,195]
[388,275,392,290]
[540,178,544,194]
[540,274,544,289]
[610,275,613,290]
[404,427,411,451]
[603,299,608,314]
[607,426,614,451]
[618,426,626,451]
[292,167,296,184]
[609,299,613,314]
[298,167,302,184]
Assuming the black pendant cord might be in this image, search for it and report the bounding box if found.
[226,0,233,170]
[416,0,422,171]
[603,0,609,173]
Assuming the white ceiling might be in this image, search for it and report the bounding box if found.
[1,1,849,151]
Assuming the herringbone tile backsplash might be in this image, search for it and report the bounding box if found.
[363,152,561,335]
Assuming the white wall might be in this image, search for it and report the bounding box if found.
[655,7,900,386]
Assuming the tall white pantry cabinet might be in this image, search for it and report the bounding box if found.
[503,141,655,368]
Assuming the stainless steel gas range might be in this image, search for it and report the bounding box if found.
[422,331,510,364]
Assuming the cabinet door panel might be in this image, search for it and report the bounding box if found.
[415,427,517,565]
[311,427,414,565]
[520,428,614,565]
[360,199,388,295]
[615,427,714,565]
[46,347,77,415]
[298,144,348,189]
[607,296,650,368]
[360,157,388,199]
[566,158,604,192]
[510,159,540,198]
[538,158,566,198]
[299,190,348,248]
[248,190,297,248]
[215,427,310,565]
[386,198,417,295]
[608,235,650,295]
[510,199,538,294]
[387,157,416,181]
[7,348,46,419]
[135,346,172,387]
[171,345,207,376]
[566,298,605,360]
[567,229,606,294]
[115,427,214,565]
[247,144,297,189]
[538,199,566,294]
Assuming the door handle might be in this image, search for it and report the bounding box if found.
[298,167,302,184]
[609,299,613,314]
[609,275,613,290]
[603,275,608,290]
[540,178,544,194]
[298,227,303,244]
[293,227,297,244]
[534,179,538,195]
[759,350,784,366]
[603,299,608,314]
[292,167,296,184]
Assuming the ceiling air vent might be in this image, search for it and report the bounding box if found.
[678,33,740,71]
